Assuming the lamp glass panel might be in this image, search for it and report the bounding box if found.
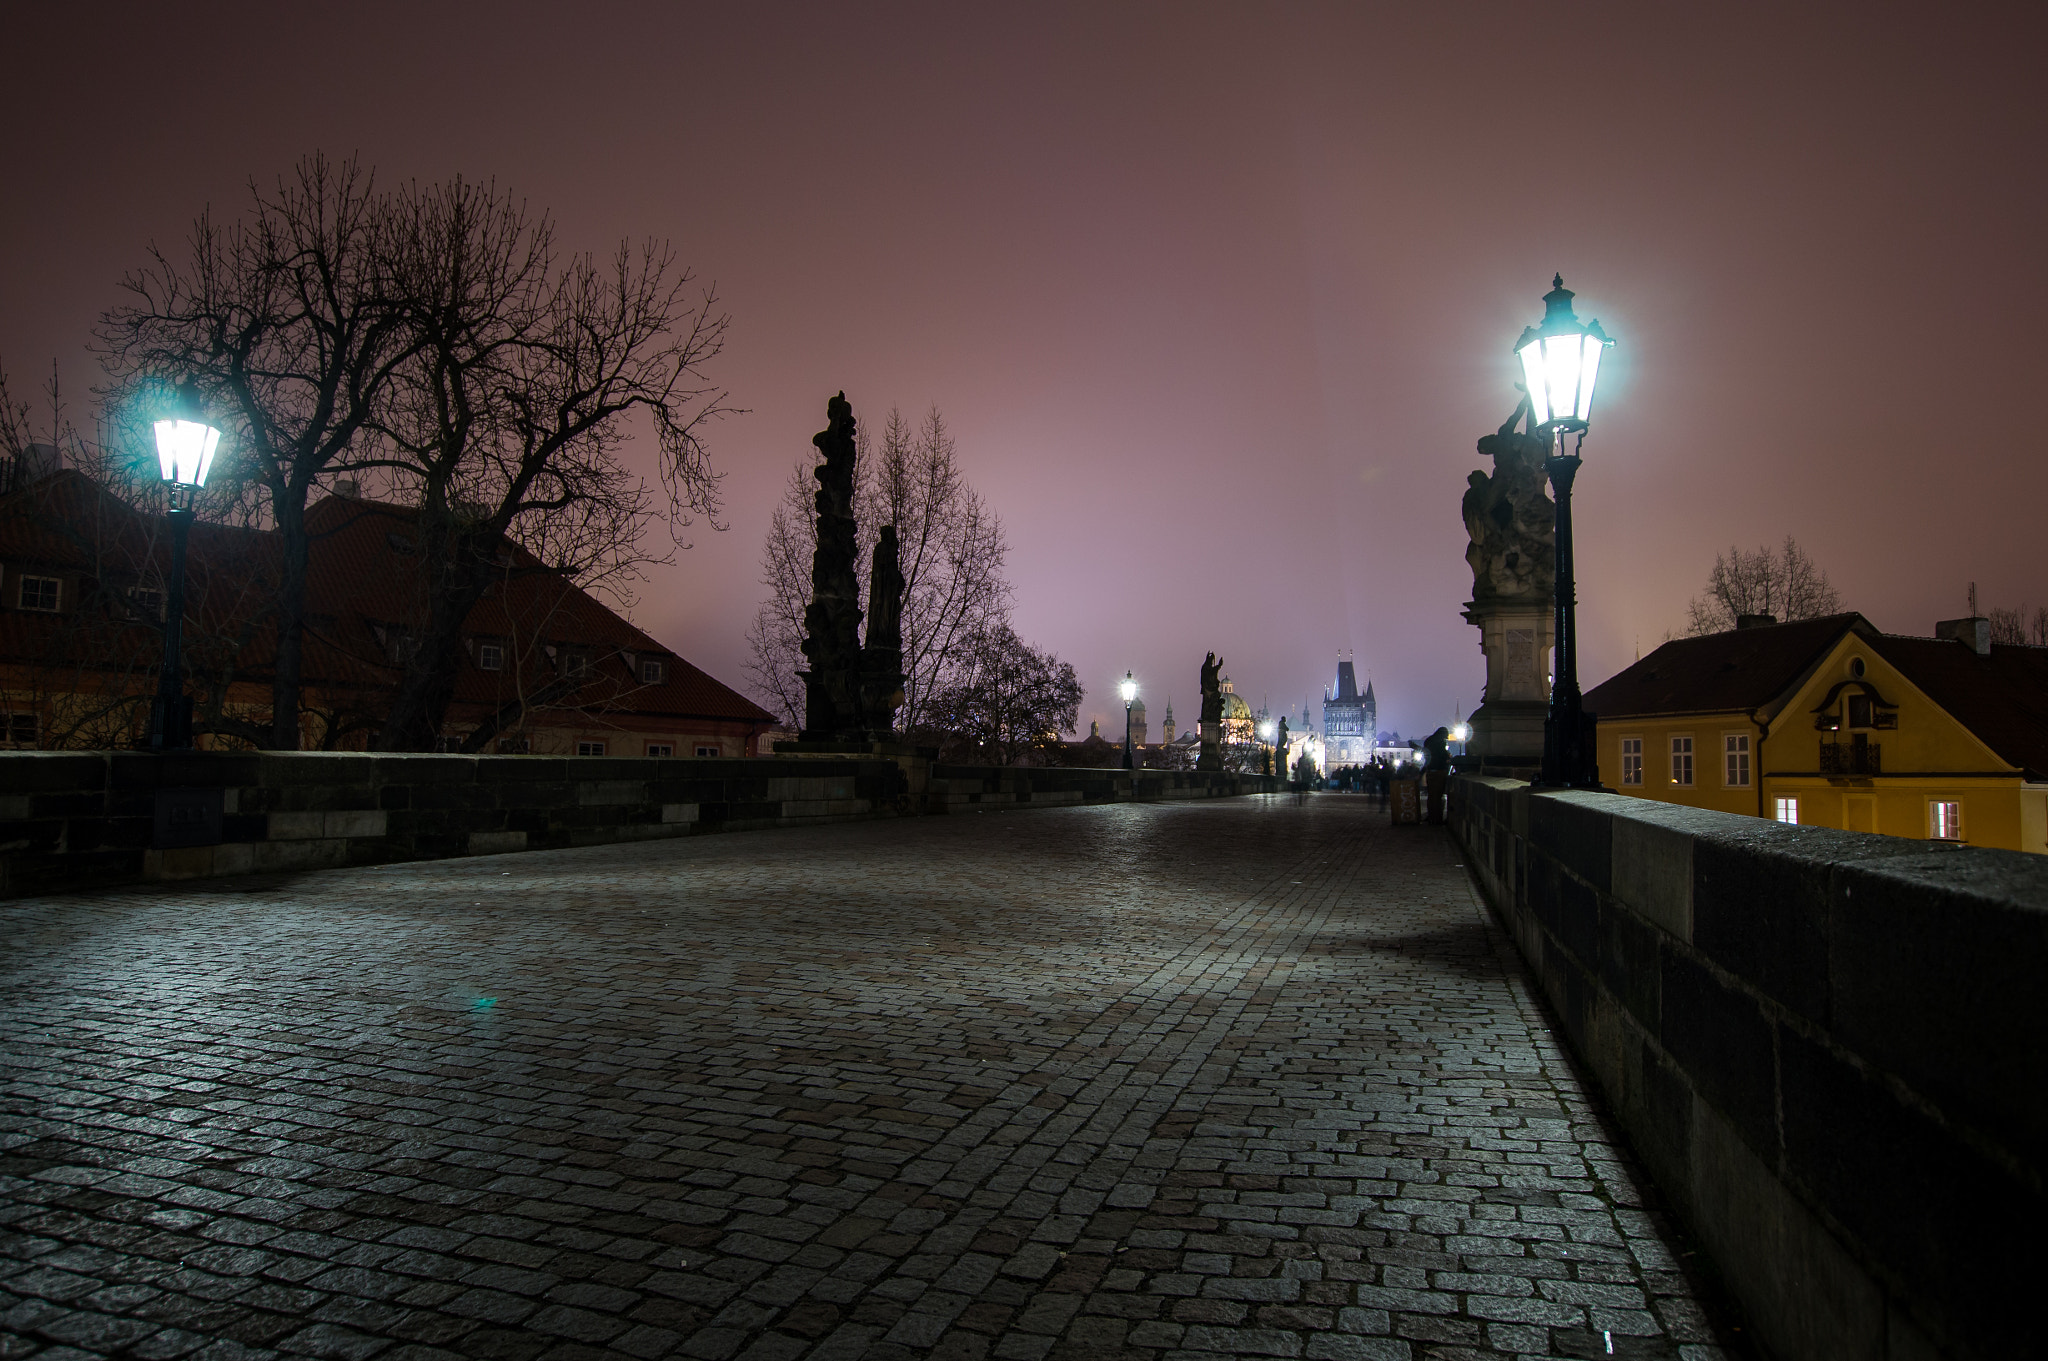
[1119,679,1137,703]
[1518,342,1551,426]
[153,419,221,488]
[1574,334,1605,421]
[1543,335,1582,427]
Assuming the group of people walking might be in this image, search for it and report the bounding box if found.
[1321,726,1453,824]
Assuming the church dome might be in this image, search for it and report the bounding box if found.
[1223,690,1253,722]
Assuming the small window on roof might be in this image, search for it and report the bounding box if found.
[1849,657,1866,678]
[640,658,665,685]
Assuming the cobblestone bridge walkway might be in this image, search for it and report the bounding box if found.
[3,795,1741,1361]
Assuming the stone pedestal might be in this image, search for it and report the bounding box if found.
[1463,601,1552,776]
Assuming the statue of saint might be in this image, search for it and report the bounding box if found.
[1464,398,1556,606]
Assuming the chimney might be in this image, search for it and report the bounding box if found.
[1936,616,1992,656]
[1736,613,1777,630]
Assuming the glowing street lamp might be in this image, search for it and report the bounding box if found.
[1518,276,1615,790]
[1119,671,1138,770]
[149,381,222,751]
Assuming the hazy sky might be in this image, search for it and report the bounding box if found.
[4,3,2043,738]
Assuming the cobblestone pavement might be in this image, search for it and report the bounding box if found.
[3,794,1745,1361]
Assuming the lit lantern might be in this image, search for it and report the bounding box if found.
[153,381,222,500]
[1119,673,1138,706]
[1515,275,1613,432]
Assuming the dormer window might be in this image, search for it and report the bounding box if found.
[640,658,665,685]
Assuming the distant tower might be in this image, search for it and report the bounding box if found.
[1363,679,1378,743]
[1130,698,1148,746]
[1322,652,1371,765]
[1163,697,1176,741]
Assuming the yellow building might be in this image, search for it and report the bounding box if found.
[1583,613,2048,853]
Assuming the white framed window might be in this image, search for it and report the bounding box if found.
[1930,800,1963,841]
[1723,733,1751,788]
[1,712,36,748]
[127,587,164,621]
[18,575,60,612]
[1670,735,1694,787]
[576,740,606,757]
[563,652,591,679]
[1620,737,1643,786]
[645,742,674,758]
[1774,796,1799,824]
[695,744,720,757]
[476,642,504,672]
[639,658,665,685]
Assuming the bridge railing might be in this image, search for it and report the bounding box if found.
[0,750,1283,900]
[1451,774,2045,1361]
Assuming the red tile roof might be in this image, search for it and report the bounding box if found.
[2,470,773,732]
[1583,614,1865,719]
[1868,634,2048,780]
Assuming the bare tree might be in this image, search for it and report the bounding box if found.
[925,625,1082,766]
[95,155,416,749]
[1987,605,2048,646]
[1684,536,1843,635]
[355,177,731,751]
[745,405,1008,730]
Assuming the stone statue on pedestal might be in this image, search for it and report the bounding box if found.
[1461,397,1558,774]
[859,526,906,739]
[1198,652,1223,772]
[1276,716,1289,779]
[799,392,908,742]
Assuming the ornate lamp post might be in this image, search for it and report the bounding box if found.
[1516,275,1614,789]
[149,381,222,751]
[1119,672,1138,770]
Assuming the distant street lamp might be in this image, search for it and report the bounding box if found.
[1259,718,1277,777]
[150,381,222,751]
[1119,671,1138,770]
[1517,275,1614,790]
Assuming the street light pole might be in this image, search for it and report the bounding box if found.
[1119,671,1137,771]
[1513,275,1613,791]
[149,382,222,753]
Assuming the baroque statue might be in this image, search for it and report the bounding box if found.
[1198,652,1223,772]
[1463,397,1556,606]
[799,392,906,741]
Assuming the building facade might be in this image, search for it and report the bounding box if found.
[1584,613,2048,854]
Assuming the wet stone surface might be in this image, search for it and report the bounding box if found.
[2,794,1742,1360]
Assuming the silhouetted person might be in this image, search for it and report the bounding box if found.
[1424,726,1451,825]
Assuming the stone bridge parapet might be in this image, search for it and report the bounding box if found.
[0,750,1283,899]
[1451,774,2045,1361]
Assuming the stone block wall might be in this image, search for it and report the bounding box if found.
[1450,775,2047,1361]
[0,751,1284,899]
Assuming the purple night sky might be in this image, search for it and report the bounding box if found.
[4,4,2043,738]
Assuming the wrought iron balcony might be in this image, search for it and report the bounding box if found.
[1819,740,1881,775]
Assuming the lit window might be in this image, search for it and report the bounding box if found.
[477,642,504,671]
[1774,796,1799,825]
[19,575,60,612]
[695,744,720,757]
[1,712,36,748]
[1724,734,1751,787]
[1930,800,1963,841]
[640,658,665,684]
[1620,737,1643,786]
[577,740,606,757]
[645,742,674,758]
[1670,735,1694,787]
